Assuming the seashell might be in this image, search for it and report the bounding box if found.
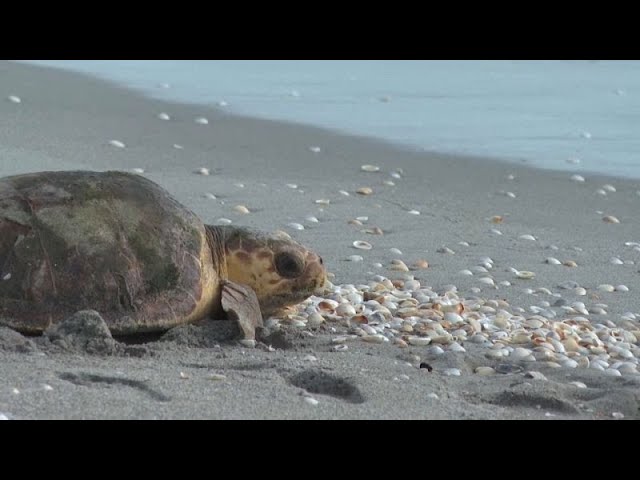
[448,342,466,353]
[131,168,145,174]
[108,140,126,148]
[195,167,210,176]
[348,220,363,227]
[390,260,409,272]
[475,367,496,376]
[442,368,461,377]
[335,304,356,317]
[575,287,587,296]
[570,174,585,183]
[239,339,256,348]
[407,210,421,215]
[610,257,624,265]
[333,344,348,352]
[389,247,403,255]
[7,95,21,103]
[407,336,431,346]
[602,184,616,192]
[194,117,209,125]
[546,257,562,265]
[458,269,473,276]
[412,259,429,270]
[603,215,620,224]
[307,313,325,327]
[315,199,331,205]
[361,164,380,172]
[338,190,350,196]
[215,218,232,225]
[596,189,607,196]
[563,260,578,267]
[305,216,319,223]
[363,227,384,235]
[287,223,305,231]
[437,247,455,254]
[233,205,250,214]
[383,180,396,186]
[514,270,535,279]
[615,285,629,292]
[519,234,536,241]
[157,112,170,120]
[352,240,372,250]
[309,146,321,153]
[362,334,388,344]
[597,284,615,292]
[356,187,373,195]
[173,144,184,149]
[581,131,592,139]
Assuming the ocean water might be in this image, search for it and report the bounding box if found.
[21,60,640,179]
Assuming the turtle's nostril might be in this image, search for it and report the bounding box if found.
[319,256,324,265]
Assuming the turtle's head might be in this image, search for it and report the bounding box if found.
[206,225,327,316]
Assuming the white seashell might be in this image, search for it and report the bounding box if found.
[524,371,548,381]
[362,334,387,344]
[218,100,228,107]
[561,359,578,369]
[204,193,217,200]
[407,210,421,215]
[347,255,364,262]
[570,174,585,183]
[442,368,461,377]
[604,368,622,377]
[131,168,145,174]
[597,284,615,292]
[515,270,535,279]
[315,199,331,205]
[208,374,227,381]
[458,269,473,276]
[603,215,620,224]
[2,273,11,281]
[581,131,592,139]
[232,205,250,215]
[239,339,257,348]
[333,344,348,352]
[309,146,321,153]
[602,184,616,192]
[108,140,126,148]
[195,167,210,176]
[157,112,170,120]
[286,183,298,189]
[43,384,54,391]
[390,260,409,272]
[215,218,232,225]
[356,216,369,222]
[519,234,536,241]
[615,285,629,292]
[352,240,372,250]
[389,248,403,255]
[596,189,607,196]
[478,277,495,286]
[490,228,503,235]
[305,216,319,223]
[575,287,587,296]
[511,347,532,359]
[499,281,511,287]
[287,223,305,231]
[357,187,374,195]
[407,336,431,346]
[194,117,209,125]
[361,164,380,172]
[610,257,624,265]
[8,95,21,103]
[568,381,587,389]
[390,172,402,179]
[437,247,455,254]
[448,342,466,353]
[173,144,184,149]
[546,257,562,265]
[304,397,319,406]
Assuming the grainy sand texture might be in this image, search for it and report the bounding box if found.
[1,61,639,419]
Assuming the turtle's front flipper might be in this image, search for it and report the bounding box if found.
[220,280,264,343]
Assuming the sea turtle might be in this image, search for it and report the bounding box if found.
[0,170,326,342]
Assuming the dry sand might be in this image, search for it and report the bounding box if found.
[1,61,639,419]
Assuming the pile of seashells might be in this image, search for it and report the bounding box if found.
[267,273,640,377]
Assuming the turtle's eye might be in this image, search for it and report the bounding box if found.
[275,252,304,279]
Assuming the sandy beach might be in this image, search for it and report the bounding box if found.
[1,60,639,419]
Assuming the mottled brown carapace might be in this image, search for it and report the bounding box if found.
[0,171,326,334]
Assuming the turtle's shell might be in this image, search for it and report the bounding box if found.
[0,171,219,334]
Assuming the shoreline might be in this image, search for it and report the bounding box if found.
[12,61,639,183]
[1,60,639,420]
